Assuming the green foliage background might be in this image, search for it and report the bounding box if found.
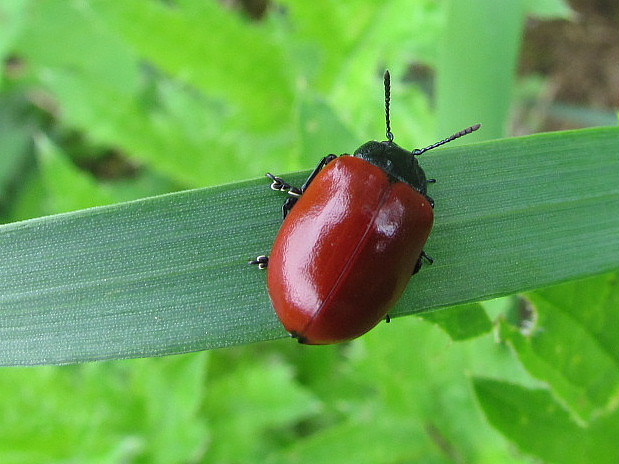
[0,0,618,463]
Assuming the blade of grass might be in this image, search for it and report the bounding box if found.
[0,126,618,365]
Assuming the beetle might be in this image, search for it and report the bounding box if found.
[251,71,480,344]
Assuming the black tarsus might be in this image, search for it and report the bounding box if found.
[421,250,434,264]
[266,173,302,197]
[249,255,269,269]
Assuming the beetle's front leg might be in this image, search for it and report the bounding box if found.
[267,154,339,219]
[267,173,303,197]
[266,174,303,218]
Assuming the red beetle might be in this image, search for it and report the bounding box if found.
[252,71,480,344]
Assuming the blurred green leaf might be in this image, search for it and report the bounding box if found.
[473,378,619,464]
[0,94,33,206]
[91,0,292,133]
[16,0,140,90]
[271,316,534,463]
[205,358,320,463]
[36,136,116,213]
[281,0,442,118]
[295,91,359,167]
[129,354,209,464]
[0,0,30,86]
[7,169,46,222]
[14,0,269,186]
[419,302,492,341]
[0,127,618,365]
[500,273,619,421]
[0,353,208,463]
[270,419,426,464]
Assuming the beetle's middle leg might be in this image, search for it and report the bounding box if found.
[249,255,269,269]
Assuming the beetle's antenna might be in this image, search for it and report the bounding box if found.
[384,70,394,143]
[412,123,482,156]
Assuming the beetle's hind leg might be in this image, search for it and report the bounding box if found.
[290,331,310,344]
[412,251,434,275]
[249,255,269,269]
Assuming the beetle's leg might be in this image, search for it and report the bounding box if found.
[412,257,422,275]
[268,154,340,219]
[290,331,309,344]
[249,255,269,270]
[267,154,338,197]
[266,174,302,218]
[385,314,391,323]
[299,154,338,192]
[267,173,303,197]
[424,179,436,207]
[284,154,339,218]
[282,197,297,219]
[412,251,434,275]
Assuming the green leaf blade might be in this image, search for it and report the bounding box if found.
[0,182,286,365]
[1,127,618,365]
[418,303,492,341]
[406,126,619,312]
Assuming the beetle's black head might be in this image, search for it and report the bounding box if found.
[353,70,481,196]
[353,140,429,194]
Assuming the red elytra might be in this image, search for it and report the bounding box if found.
[268,156,434,344]
[251,71,480,344]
